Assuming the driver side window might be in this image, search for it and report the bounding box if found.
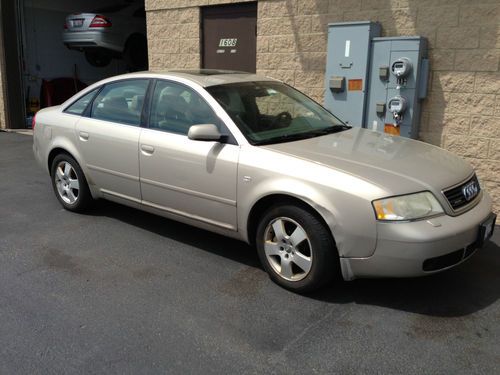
[149,80,220,135]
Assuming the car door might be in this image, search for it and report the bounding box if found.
[75,78,150,202]
[139,79,239,230]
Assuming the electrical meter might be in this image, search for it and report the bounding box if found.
[388,95,408,126]
[391,57,412,78]
[392,57,413,89]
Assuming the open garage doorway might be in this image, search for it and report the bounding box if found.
[1,0,147,129]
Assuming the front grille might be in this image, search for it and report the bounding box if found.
[443,174,480,210]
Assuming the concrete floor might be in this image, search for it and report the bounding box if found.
[1,131,499,374]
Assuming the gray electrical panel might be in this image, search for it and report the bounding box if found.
[365,37,428,138]
[324,21,381,127]
[324,22,429,139]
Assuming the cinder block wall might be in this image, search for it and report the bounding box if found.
[146,0,500,212]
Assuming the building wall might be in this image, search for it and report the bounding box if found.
[145,0,500,213]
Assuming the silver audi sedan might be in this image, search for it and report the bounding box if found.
[33,70,496,292]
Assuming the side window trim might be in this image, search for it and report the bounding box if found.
[140,78,155,128]
[146,78,238,145]
[83,85,104,118]
[63,87,101,116]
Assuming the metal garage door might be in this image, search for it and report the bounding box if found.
[202,2,257,73]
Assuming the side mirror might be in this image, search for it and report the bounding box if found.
[188,124,224,142]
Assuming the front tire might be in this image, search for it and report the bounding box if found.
[256,204,339,293]
[51,154,92,212]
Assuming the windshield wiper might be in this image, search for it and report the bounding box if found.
[253,133,315,145]
[253,124,351,146]
[307,124,351,136]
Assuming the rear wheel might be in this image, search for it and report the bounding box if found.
[51,154,92,212]
[256,204,339,293]
[84,49,112,67]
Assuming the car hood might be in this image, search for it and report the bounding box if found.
[261,127,473,195]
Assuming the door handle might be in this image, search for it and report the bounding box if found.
[79,131,89,141]
[141,144,155,155]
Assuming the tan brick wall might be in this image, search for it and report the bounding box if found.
[146,0,500,213]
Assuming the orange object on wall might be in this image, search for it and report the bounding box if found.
[384,124,401,136]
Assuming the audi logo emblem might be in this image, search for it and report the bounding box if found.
[462,181,479,202]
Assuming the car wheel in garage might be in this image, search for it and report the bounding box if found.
[84,49,112,67]
[51,154,92,212]
[256,205,339,293]
[124,34,148,72]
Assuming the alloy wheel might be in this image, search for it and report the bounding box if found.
[263,217,313,281]
[54,161,80,205]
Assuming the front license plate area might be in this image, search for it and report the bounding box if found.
[478,213,496,247]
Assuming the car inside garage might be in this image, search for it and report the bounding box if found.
[1,0,147,129]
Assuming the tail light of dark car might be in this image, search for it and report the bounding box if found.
[89,15,112,28]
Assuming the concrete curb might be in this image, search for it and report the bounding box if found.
[0,129,33,136]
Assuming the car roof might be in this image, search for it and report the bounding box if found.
[108,69,279,88]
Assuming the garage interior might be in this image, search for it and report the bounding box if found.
[1,0,147,129]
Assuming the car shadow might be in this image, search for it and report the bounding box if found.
[85,200,261,269]
[308,242,500,317]
[85,200,500,318]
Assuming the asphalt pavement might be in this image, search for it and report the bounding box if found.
[1,131,499,374]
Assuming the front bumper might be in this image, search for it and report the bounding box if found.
[341,191,495,280]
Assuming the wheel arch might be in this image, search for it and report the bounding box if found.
[246,193,336,248]
[46,144,99,200]
[48,147,73,175]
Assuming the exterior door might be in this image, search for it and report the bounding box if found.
[75,79,150,202]
[202,2,257,73]
[139,80,239,230]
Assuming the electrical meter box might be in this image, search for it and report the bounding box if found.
[324,22,429,139]
[324,21,381,126]
[365,37,429,138]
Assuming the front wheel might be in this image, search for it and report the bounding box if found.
[256,205,339,293]
[51,154,92,212]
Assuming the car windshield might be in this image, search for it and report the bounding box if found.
[206,81,349,145]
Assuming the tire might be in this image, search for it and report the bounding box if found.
[256,204,339,293]
[50,154,92,212]
[84,49,112,67]
[124,34,148,72]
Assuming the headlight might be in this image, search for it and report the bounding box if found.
[372,192,444,221]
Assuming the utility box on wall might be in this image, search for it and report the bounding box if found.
[324,22,429,139]
[324,21,381,127]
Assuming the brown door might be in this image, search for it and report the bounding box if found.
[202,2,257,73]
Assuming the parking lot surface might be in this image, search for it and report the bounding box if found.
[1,132,499,374]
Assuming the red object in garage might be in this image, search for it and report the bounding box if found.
[40,78,87,108]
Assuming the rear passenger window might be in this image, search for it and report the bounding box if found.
[64,88,99,115]
[91,80,149,126]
